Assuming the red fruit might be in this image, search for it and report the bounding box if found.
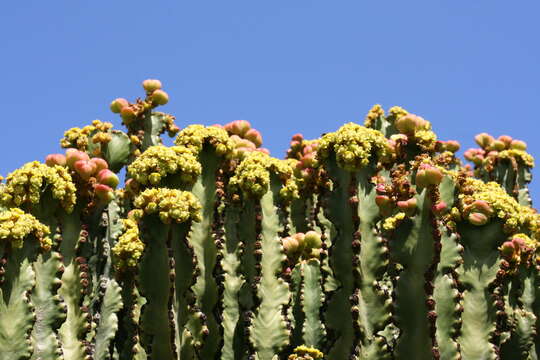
[97,169,119,189]
[397,197,417,216]
[432,201,447,215]
[151,90,169,105]
[142,79,162,93]
[74,160,97,180]
[45,154,66,167]
[65,148,90,169]
[94,184,114,203]
[90,158,108,173]
[110,98,129,113]
[291,133,304,142]
[244,129,263,147]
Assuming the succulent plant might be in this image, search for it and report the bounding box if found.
[0,81,539,360]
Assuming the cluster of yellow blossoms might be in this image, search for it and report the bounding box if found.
[112,219,144,269]
[229,151,299,200]
[60,120,113,151]
[498,149,535,168]
[363,104,385,128]
[288,345,324,360]
[0,208,51,250]
[174,125,235,156]
[458,177,540,237]
[0,162,77,213]
[128,145,201,186]
[318,122,392,171]
[132,188,202,224]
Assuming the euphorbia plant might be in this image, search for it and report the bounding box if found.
[0,80,538,360]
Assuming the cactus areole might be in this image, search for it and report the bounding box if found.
[0,81,539,360]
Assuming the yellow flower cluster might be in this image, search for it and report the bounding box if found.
[383,212,406,231]
[363,104,385,128]
[498,149,535,168]
[174,125,235,156]
[60,120,113,150]
[0,208,51,250]
[229,151,299,199]
[112,219,144,269]
[128,145,201,186]
[0,162,77,213]
[133,188,202,224]
[388,106,408,119]
[458,178,540,236]
[318,123,392,171]
[288,345,324,360]
[414,128,438,152]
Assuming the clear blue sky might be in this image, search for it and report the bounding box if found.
[1,2,539,199]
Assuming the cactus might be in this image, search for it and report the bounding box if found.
[1,81,540,360]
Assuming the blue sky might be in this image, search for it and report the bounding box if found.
[1,2,539,199]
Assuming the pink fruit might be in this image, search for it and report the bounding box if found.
[445,140,460,153]
[45,154,66,167]
[500,241,515,259]
[468,212,489,226]
[109,98,129,113]
[74,160,97,180]
[244,129,263,147]
[65,148,90,169]
[432,201,447,215]
[395,114,419,135]
[94,184,114,203]
[90,158,108,173]
[498,135,513,147]
[97,169,119,189]
[291,133,304,142]
[142,79,162,92]
[151,90,169,105]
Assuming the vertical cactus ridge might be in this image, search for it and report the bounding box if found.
[93,278,122,360]
[321,156,355,359]
[0,241,38,360]
[137,217,175,359]
[249,177,291,360]
[301,259,325,348]
[457,222,505,360]
[391,189,434,360]
[220,198,247,359]
[185,145,221,358]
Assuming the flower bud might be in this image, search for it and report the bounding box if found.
[74,160,97,180]
[45,154,66,167]
[109,98,129,113]
[151,90,169,105]
[90,158,108,173]
[510,140,527,151]
[304,231,322,249]
[94,184,114,203]
[244,129,263,147]
[474,133,494,149]
[142,79,162,93]
[468,212,489,226]
[66,148,90,169]
[97,169,119,189]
